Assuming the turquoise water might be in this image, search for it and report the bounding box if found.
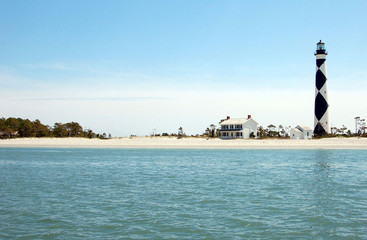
[1,148,367,239]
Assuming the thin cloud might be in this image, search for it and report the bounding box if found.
[17,96,169,102]
[18,63,75,71]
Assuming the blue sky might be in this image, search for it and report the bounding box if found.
[1,0,366,136]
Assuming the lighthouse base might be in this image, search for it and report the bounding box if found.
[314,123,327,136]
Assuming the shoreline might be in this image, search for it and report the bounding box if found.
[1,137,367,149]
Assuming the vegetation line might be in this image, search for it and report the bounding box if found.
[0,117,110,139]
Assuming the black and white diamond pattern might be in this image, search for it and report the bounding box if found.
[314,55,330,136]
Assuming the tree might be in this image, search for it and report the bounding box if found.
[34,119,50,137]
[216,128,220,138]
[278,125,285,137]
[267,124,277,138]
[83,129,96,138]
[53,123,68,137]
[0,118,11,132]
[257,126,267,138]
[178,127,184,139]
[1,117,105,139]
[0,118,7,131]
[249,132,255,138]
[0,118,13,138]
[5,117,20,130]
[360,119,366,136]
[354,117,366,136]
[340,125,348,135]
[18,119,36,137]
[331,127,338,135]
[209,124,216,137]
[65,122,83,137]
[346,130,352,136]
[354,117,361,134]
[205,127,210,136]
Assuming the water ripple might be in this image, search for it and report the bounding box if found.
[1,148,367,239]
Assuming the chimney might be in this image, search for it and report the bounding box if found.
[248,115,251,119]
[227,116,230,120]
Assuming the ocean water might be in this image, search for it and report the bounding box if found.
[0,148,367,239]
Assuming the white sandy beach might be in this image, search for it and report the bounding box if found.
[0,137,367,149]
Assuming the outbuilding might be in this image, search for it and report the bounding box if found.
[290,125,312,140]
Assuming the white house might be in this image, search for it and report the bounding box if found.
[290,125,313,140]
[219,115,258,139]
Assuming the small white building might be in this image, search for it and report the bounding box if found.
[290,125,313,140]
[219,115,258,139]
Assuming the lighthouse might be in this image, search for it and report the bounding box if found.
[314,40,330,136]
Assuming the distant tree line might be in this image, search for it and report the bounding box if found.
[136,119,367,139]
[143,127,187,139]
[256,125,291,139]
[204,122,367,139]
[0,117,110,139]
[201,124,291,139]
[258,123,367,138]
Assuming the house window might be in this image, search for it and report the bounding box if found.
[307,132,309,136]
